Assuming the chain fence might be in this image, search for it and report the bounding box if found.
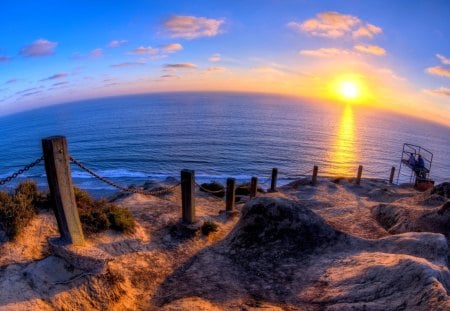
[69,156,180,196]
[1,153,403,196]
[296,168,314,177]
[0,156,44,186]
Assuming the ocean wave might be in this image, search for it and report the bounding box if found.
[71,169,148,179]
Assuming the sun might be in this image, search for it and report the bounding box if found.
[338,80,360,100]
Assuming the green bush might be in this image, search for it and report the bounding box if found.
[0,181,41,239]
[74,187,135,234]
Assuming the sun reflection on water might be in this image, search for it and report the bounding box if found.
[328,104,356,176]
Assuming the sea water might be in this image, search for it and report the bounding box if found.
[1,92,449,197]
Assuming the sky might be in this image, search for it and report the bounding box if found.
[1,0,450,125]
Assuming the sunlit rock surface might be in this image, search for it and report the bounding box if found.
[1,178,450,310]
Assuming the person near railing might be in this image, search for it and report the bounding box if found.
[415,154,426,178]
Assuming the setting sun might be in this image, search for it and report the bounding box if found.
[327,74,371,104]
[339,81,359,100]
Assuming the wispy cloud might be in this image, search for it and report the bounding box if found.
[288,12,382,39]
[377,68,405,81]
[19,39,57,57]
[161,74,180,78]
[354,44,386,56]
[41,73,68,81]
[90,48,103,58]
[299,48,352,57]
[426,66,450,78]
[206,67,226,72]
[436,53,450,65]
[16,87,42,95]
[164,15,224,39]
[160,43,183,52]
[0,55,12,63]
[21,90,42,97]
[110,62,146,68]
[52,81,69,86]
[128,46,159,55]
[423,87,450,97]
[208,53,221,62]
[5,78,17,84]
[108,40,127,48]
[164,63,197,69]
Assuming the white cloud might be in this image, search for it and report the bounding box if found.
[423,87,450,97]
[164,15,224,39]
[208,53,221,62]
[436,53,450,65]
[108,40,127,48]
[288,12,382,39]
[20,39,57,57]
[426,66,450,78]
[299,48,352,57]
[354,44,386,56]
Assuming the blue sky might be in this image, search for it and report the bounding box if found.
[1,1,449,125]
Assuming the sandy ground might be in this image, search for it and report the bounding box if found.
[0,177,449,310]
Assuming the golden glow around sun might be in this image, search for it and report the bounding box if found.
[339,81,359,99]
[328,74,370,104]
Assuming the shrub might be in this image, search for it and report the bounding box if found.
[74,187,135,234]
[201,221,219,236]
[0,181,42,240]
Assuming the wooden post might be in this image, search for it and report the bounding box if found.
[389,166,396,184]
[270,168,278,192]
[250,177,258,198]
[181,169,195,224]
[312,165,319,186]
[42,136,85,246]
[356,165,363,185]
[226,178,236,212]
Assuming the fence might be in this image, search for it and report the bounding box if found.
[0,135,398,246]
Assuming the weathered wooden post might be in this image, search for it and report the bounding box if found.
[312,165,319,186]
[356,165,363,185]
[42,136,85,246]
[181,169,195,224]
[389,166,396,184]
[226,178,236,212]
[270,168,278,192]
[250,176,258,198]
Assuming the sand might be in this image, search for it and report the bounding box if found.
[0,177,450,310]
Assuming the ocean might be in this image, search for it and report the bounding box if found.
[1,92,449,197]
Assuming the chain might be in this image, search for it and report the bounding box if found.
[0,156,44,186]
[195,182,226,194]
[296,168,313,177]
[69,156,180,196]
